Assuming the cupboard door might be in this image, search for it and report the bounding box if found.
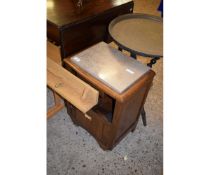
[75,109,103,140]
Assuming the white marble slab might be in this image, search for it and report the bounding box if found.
[71,42,150,94]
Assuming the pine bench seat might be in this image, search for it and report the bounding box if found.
[47,58,99,114]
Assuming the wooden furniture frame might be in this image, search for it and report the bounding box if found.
[64,58,155,150]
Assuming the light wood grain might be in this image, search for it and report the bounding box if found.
[47,58,99,113]
[47,41,62,64]
[47,92,64,119]
[47,41,64,118]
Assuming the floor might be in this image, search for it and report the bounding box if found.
[47,0,163,175]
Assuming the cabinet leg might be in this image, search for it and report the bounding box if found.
[141,106,147,126]
[131,125,137,132]
[97,141,113,151]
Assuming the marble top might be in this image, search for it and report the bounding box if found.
[71,42,150,94]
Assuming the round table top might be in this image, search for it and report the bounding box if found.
[109,13,163,57]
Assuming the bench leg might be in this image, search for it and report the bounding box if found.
[47,91,64,119]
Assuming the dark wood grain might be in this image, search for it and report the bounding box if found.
[47,0,134,58]
[47,0,133,27]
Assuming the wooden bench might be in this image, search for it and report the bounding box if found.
[47,41,64,118]
[47,41,99,118]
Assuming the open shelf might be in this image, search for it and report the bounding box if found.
[91,94,115,123]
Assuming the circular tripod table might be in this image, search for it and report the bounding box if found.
[109,13,163,126]
[109,13,163,67]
